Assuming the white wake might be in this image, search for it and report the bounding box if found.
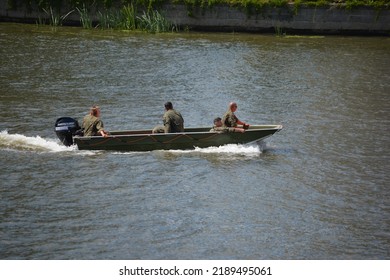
[0,130,75,152]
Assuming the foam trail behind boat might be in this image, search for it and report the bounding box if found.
[0,130,75,153]
[169,143,263,156]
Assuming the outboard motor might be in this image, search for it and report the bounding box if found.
[54,117,81,146]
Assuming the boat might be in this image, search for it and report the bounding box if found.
[54,117,282,152]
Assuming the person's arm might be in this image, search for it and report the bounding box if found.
[96,120,109,137]
[237,119,249,129]
[99,130,109,137]
[225,127,244,133]
[163,114,171,133]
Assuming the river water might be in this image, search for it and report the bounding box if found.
[0,23,389,260]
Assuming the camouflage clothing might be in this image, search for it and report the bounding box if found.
[210,126,235,133]
[222,110,239,127]
[82,114,105,136]
[163,109,184,133]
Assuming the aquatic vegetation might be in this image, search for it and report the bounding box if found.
[41,6,74,26]
[93,5,176,31]
[274,25,286,36]
[97,9,122,29]
[76,4,93,29]
[137,9,177,32]
[121,4,138,30]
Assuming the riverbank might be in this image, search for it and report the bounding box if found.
[1,1,389,35]
[162,4,390,35]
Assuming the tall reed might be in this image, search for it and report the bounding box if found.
[36,3,176,33]
[97,10,121,29]
[120,4,138,30]
[76,4,93,29]
[137,10,177,33]
[42,6,74,27]
[95,6,176,32]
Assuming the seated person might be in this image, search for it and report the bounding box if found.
[153,102,184,133]
[82,105,109,137]
[222,102,250,129]
[210,117,245,133]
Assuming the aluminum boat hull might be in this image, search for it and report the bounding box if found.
[73,125,282,151]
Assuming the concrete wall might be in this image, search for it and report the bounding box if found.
[161,4,390,35]
[0,2,389,35]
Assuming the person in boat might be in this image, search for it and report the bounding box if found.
[222,102,250,129]
[82,105,109,137]
[152,102,184,133]
[210,117,245,133]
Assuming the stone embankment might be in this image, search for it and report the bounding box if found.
[162,4,390,35]
[0,2,389,35]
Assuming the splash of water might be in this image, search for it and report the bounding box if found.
[170,143,263,156]
[0,130,75,153]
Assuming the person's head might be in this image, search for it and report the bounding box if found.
[213,117,222,127]
[90,105,101,117]
[229,102,238,112]
[164,102,173,111]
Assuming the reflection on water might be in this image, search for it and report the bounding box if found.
[0,23,389,259]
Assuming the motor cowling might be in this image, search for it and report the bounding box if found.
[55,117,81,146]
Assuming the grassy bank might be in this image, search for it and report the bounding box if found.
[75,4,177,32]
[5,0,390,31]
[6,1,389,10]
